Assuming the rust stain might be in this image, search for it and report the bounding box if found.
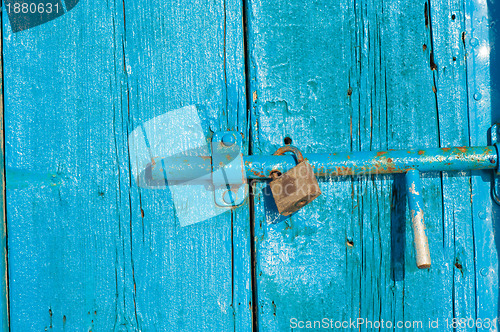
[376,151,388,156]
[418,150,425,155]
[386,166,396,173]
[457,147,467,153]
[336,166,354,175]
[200,156,211,161]
[226,154,232,161]
[454,258,464,276]
[387,158,393,163]
[253,91,258,103]
[372,163,383,174]
[251,169,266,178]
[442,147,451,152]
[151,158,156,166]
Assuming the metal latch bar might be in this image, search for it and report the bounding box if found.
[244,146,497,179]
[146,146,497,183]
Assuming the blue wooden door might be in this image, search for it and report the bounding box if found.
[246,0,499,330]
[2,0,252,330]
[1,0,499,331]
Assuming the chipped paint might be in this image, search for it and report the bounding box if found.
[408,183,420,195]
[406,170,431,269]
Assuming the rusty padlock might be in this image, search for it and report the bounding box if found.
[269,146,322,216]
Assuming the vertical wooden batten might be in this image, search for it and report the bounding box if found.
[0,9,9,332]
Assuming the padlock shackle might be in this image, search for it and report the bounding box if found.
[273,145,305,163]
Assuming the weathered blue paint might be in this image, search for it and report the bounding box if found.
[2,0,252,331]
[0,32,8,332]
[1,0,499,330]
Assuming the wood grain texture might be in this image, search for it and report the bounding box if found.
[2,0,499,330]
[2,0,251,331]
[246,0,498,330]
[0,12,9,332]
[466,0,499,328]
[429,1,475,328]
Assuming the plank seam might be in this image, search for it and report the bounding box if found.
[0,7,10,331]
[241,0,258,329]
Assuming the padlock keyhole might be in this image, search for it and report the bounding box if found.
[295,199,308,208]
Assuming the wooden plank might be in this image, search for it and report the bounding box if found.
[247,0,488,330]
[0,12,9,332]
[428,0,476,330]
[246,0,363,329]
[385,0,451,328]
[2,0,251,331]
[465,0,499,330]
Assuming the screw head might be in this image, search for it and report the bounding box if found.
[222,133,236,147]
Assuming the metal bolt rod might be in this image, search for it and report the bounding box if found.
[144,146,497,184]
[244,146,497,179]
[405,169,431,269]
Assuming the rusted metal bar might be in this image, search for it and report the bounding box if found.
[144,146,497,185]
[245,146,497,179]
